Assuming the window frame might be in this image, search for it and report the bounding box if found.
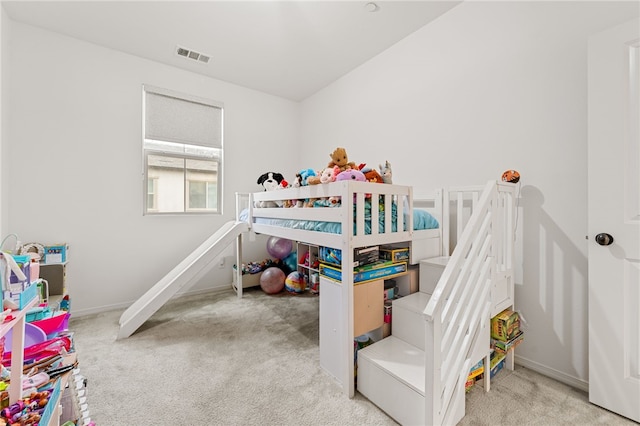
[142,85,223,216]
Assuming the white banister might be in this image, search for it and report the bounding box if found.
[423,179,516,425]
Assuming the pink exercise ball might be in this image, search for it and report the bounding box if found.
[260,267,285,294]
[266,237,293,260]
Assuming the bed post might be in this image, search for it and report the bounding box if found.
[441,188,450,256]
[234,192,243,298]
[235,233,243,298]
[342,182,356,397]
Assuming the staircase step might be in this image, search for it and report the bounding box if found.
[392,292,431,350]
[357,336,425,425]
[419,256,449,294]
[359,336,426,394]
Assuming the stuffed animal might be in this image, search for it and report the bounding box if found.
[328,196,340,205]
[335,169,367,204]
[255,172,285,207]
[297,168,316,186]
[257,172,284,191]
[287,173,305,207]
[336,169,366,182]
[304,166,341,206]
[363,168,384,184]
[307,173,322,185]
[320,166,340,184]
[379,161,392,184]
[328,147,357,172]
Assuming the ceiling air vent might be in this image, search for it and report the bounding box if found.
[176,45,210,64]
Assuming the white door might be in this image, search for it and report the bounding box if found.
[588,18,640,423]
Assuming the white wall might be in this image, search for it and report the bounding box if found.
[4,21,299,315]
[0,8,8,237]
[299,2,638,388]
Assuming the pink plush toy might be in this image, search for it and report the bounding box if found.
[320,166,340,184]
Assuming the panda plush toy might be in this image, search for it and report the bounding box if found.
[256,172,285,207]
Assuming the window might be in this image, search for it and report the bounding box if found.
[143,85,223,214]
[147,178,158,211]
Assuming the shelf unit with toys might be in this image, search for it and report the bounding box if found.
[0,238,91,426]
[0,297,39,404]
[296,242,320,293]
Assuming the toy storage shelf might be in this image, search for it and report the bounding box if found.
[0,296,38,404]
[39,262,68,309]
[42,353,78,426]
[296,243,319,290]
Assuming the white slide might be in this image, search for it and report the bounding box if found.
[117,220,249,340]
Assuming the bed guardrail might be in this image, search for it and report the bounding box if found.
[244,181,414,246]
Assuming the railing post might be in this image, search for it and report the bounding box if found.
[424,315,441,425]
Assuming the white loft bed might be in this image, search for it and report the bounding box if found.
[233,179,517,425]
[114,177,513,424]
[234,181,445,391]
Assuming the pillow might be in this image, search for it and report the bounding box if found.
[413,209,439,230]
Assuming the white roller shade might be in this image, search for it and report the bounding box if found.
[144,86,222,148]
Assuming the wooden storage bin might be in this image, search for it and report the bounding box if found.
[354,279,384,336]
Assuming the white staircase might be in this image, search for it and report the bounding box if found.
[358,260,475,426]
[357,181,517,425]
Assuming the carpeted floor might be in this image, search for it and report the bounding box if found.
[69,287,636,425]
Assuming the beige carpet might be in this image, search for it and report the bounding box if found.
[68,287,635,426]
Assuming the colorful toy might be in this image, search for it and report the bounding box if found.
[320,246,341,265]
[363,168,384,183]
[285,271,306,293]
[300,252,319,269]
[501,169,520,183]
[328,147,357,172]
[259,267,285,294]
[296,168,316,186]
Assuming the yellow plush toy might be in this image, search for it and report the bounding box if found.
[328,147,357,172]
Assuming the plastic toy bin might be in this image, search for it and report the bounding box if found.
[4,282,38,309]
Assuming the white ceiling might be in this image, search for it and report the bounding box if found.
[2,1,462,101]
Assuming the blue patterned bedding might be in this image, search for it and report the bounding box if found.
[240,201,438,234]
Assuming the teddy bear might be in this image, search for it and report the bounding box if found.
[328,147,357,172]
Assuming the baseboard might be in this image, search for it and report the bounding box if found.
[515,354,588,392]
[70,284,233,317]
